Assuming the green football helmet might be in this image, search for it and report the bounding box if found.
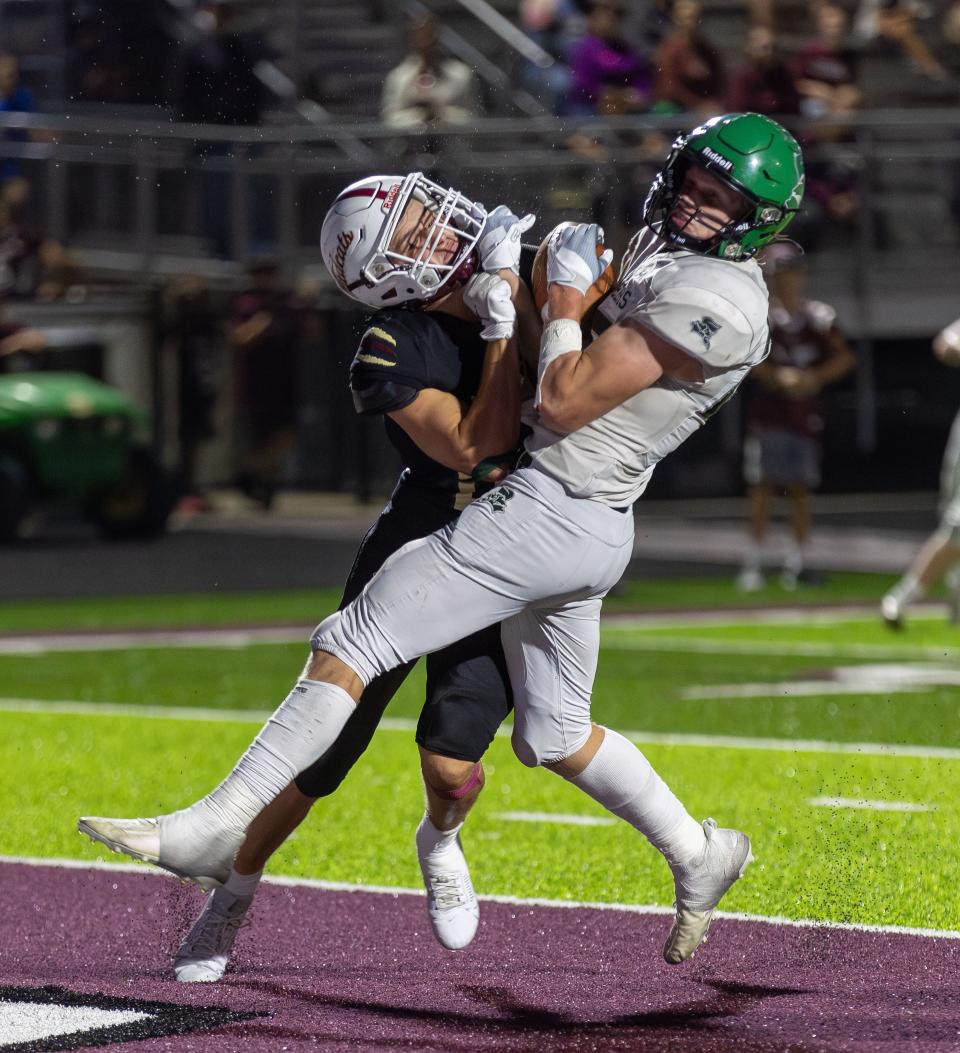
[643,112,805,260]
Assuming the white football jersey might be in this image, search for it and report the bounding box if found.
[524,227,771,507]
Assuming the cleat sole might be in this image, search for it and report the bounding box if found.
[77,820,222,891]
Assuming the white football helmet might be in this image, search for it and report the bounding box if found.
[320,172,486,308]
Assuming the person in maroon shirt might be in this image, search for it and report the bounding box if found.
[792,1,861,121]
[229,258,303,509]
[737,244,855,591]
[652,0,725,115]
[726,25,802,117]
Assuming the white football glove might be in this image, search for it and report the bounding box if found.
[463,271,516,341]
[477,206,537,274]
[546,222,614,294]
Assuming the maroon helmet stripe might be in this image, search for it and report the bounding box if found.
[337,188,389,202]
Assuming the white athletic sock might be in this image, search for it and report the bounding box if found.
[416,813,463,859]
[188,678,356,836]
[783,541,804,576]
[569,728,705,867]
[223,866,262,899]
[742,541,763,573]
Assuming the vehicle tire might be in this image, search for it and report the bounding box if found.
[0,453,30,541]
[92,448,177,539]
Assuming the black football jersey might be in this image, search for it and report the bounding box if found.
[349,307,494,516]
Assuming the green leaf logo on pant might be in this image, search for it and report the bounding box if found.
[480,487,514,513]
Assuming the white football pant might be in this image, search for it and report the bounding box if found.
[312,466,634,766]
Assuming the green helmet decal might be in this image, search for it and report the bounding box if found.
[643,112,805,260]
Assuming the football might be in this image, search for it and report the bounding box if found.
[530,223,617,332]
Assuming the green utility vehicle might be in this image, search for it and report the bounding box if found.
[0,372,175,540]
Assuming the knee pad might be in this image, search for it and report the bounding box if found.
[511,728,540,768]
[512,722,592,768]
[310,609,343,655]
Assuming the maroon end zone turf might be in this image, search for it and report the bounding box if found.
[2,862,959,1052]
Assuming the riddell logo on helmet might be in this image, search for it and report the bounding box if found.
[701,147,733,171]
[382,183,401,214]
[333,230,353,289]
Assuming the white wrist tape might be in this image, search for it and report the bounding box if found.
[536,318,582,407]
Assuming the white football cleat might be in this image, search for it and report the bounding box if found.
[735,567,765,593]
[880,592,904,630]
[175,887,252,982]
[78,808,243,891]
[662,818,753,965]
[416,817,479,951]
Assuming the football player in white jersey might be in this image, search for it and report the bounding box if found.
[882,316,960,628]
[80,113,805,967]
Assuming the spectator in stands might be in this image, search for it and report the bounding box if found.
[164,276,223,514]
[229,258,303,510]
[790,2,862,248]
[380,14,480,127]
[0,177,77,302]
[726,24,802,116]
[173,0,268,257]
[793,1,861,120]
[852,0,948,81]
[67,1,173,106]
[625,0,675,54]
[0,53,35,183]
[944,0,960,75]
[652,0,725,115]
[737,244,856,591]
[566,0,653,116]
[175,1,266,126]
[0,298,46,371]
[518,0,577,114]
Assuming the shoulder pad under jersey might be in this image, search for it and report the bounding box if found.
[349,311,429,416]
[639,256,768,371]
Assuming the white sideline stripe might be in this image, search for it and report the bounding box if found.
[0,607,946,655]
[495,810,617,827]
[3,854,959,942]
[602,636,960,659]
[603,607,948,630]
[681,682,928,700]
[0,627,309,654]
[622,731,960,761]
[4,697,960,761]
[808,796,938,813]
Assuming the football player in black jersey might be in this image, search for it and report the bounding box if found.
[168,173,540,980]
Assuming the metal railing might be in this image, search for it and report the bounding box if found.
[5,107,959,487]
[2,108,960,330]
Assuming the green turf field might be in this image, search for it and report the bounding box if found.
[4,575,959,931]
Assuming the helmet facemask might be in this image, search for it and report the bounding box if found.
[645,153,771,259]
[361,173,484,303]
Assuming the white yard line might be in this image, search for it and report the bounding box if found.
[681,682,928,699]
[601,635,960,659]
[494,811,617,827]
[808,796,938,813]
[2,854,958,942]
[0,627,308,655]
[602,606,948,630]
[4,698,960,760]
[0,605,948,655]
